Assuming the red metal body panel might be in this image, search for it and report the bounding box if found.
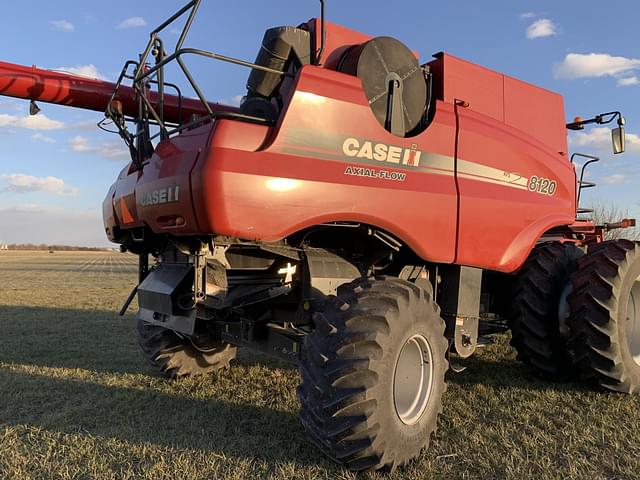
[102,182,118,241]
[0,19,576,273]
[189,66,458,262]
[104,51,578,272]
[105,124,214,238]
[429,53,505,122]
[112,169,143,230]
[455,107,575,271]
[104,53,577,272]
[0,61,234,123]
[504,76,568,156]
[429,53,568,156]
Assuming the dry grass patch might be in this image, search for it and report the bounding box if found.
[1,251,639,479]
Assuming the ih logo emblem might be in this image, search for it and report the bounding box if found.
[342,137,421,167]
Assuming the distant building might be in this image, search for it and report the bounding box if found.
[0,244,8,250]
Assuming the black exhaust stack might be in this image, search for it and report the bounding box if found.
[241,26,312,121]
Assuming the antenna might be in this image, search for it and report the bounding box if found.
[316,0,326,65]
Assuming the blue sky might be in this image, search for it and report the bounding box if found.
[0,0,638,246]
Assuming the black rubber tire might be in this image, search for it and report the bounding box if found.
[568,240,640,394]
[510,242,584,378]
[297,276,448,472]
[136,319,236,379]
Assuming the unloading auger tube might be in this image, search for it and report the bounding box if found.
[0,61,226,124]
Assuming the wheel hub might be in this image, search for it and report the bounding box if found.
[393,334,434,425]
[626,280,640,365]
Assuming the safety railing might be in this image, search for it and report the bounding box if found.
[571,152,600,217]
[102,0,291,167]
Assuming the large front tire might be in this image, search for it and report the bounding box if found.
[136,319,237,379]
[568,240,640,394]
[297,277,448,472]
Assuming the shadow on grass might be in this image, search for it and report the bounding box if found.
[1,305,595,394]
[446,349,592,394]
[0,368,322,467]
[0,305,143,374]
[0,305,597,458]
[0,305,295,374]
[0,305,323,467]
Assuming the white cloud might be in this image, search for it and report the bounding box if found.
[520,12,537,19]
[554,53,640,79]
[617,76,639,87]
[602,174,631,185]
[0,113,64,130]
[526,19,558,39]
[10,203,43,212]
[52,64,105,80]
[0,174,79,196]
[219,95,244,107]
[0,205,108,246]
[51,20,75,32]
[66,119,100,131]
[31,133,56,144]
[0,100,25,113]
[117,17,147,29]
[69,135,129,160]
[571,127,640,154]
[69,135,91,152]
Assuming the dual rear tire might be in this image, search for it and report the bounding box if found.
[568,240,640,393]
[510,242,583,378]
[511,240,640,394]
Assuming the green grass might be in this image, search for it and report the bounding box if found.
[1,251,640,479]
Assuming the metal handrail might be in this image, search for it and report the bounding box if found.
[571,152,600,216]
[104,0,288,165]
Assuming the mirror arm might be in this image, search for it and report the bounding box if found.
[566,111,625,130]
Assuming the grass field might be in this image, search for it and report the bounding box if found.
[1,250,640,479]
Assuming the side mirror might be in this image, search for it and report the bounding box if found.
[612,126,625,154]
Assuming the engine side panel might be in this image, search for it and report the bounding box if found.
[455,107,575,271]
[191,65,459,263]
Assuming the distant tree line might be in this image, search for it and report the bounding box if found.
[4,244,111,251]
[589,202,640,241]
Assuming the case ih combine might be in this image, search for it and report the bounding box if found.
[1,0,637,471]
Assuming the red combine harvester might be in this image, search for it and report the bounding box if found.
[1,0,638,471]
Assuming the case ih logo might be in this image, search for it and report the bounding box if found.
[140,185,180,207]
[342,137,422,167]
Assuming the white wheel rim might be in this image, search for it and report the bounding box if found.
[627,280,640,365]
[393,334,434,425]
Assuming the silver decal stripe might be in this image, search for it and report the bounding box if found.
[280,129,535,192]
[457,159,529,189]
[457,172,528,190]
